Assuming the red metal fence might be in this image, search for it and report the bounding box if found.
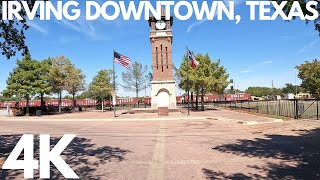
[0,93,251,108]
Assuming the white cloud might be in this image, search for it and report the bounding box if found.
[239,60,273,74]
[262,60,272,64]
[186,0,244,33]
[187,18,208,33]
[55,18,105,40]
[76,18,97,38]
[57,19,81,32]
[240,70,252,74]
[297,39,319,54]
[27,21,48,35]
[280,35,294,40]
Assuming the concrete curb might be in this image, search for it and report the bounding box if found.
[0,116,283,126]
[0,116,211,122]
[215,116,283,125]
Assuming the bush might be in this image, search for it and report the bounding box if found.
[11,106,74,116]
[11,107,25,116]
[62,107,72,113]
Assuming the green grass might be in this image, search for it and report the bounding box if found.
[213,100,320,120]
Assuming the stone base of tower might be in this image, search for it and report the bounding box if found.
[151,80,177,109]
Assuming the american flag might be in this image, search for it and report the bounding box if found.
[188,49,198,69]
[114,51,131,69]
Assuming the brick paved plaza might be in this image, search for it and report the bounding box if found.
[0,109,320,179]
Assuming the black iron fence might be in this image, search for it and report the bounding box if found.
[210,100,320,120]
[109,100,320,120]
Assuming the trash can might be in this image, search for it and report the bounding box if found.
[36,110,42,116]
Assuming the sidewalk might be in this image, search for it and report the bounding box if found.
[0,109,283,125]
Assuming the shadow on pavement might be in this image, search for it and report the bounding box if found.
[0,134,131,179]
[203,128,320,179]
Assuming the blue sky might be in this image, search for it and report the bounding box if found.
[0,0,319,97]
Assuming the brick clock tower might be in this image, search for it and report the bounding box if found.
[148,10,176,109]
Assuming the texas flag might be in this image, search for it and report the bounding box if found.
[188,49,198,69]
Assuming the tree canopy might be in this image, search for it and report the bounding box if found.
[33,58,52,109]
[88,69,113,101]
[282,83,305,94]
[65,63,86,110]
[121,61,149,97]
[0,0,42,59]
[245,87,281,97]
[49,56,70,94]
[276,0,320,33]
[244,84,305,97]
[3,54,39,114]
[296,59,320,97]
[177,53,229,110]
[48,56,86,112]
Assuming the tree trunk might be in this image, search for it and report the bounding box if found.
[102,98,104,112]
[196,93,199,110]
[58,91,62,114]
[136,81,138,98]
[109,95,112,111]
[40,93,44,112]
[191,92,194,108]
[201,88,205,111]
[26,94,30,116]
[136,81,139,107]
[72,93,76,112]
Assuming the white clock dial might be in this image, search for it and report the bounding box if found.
[156,20,166,30]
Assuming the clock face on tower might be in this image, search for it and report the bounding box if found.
[155,20,166,30]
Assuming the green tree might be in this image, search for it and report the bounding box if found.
[177,53,229,110]
[296,59,320,97]
[0,92,22,102]
[122,61,149,98]
[3,55,39,115]
[281,83,305,94]
[0,93,5,102]
[176,56,192,92]
[194,54,229,110]
[225,88,242,94]
[210,58,230,94]
[33,95,51,101]
[0,0,44,59]
[63,95,73,99]
[176,55,195,107]
[88,69,113,112]
[276,0,320,33]
[245,87,281,97]
[0,97,7,102]
[33,58,52,110]
[49,56,71,114]
[65,64,86,111]
[76,91,91,99]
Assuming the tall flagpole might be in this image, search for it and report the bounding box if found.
[186,46,190,116]
[113,50,116,117]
